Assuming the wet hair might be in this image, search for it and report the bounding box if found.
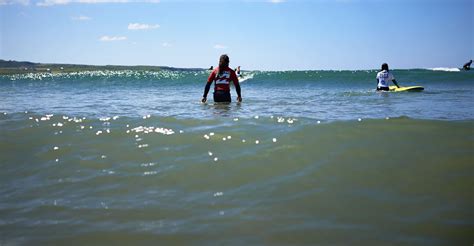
[381,63,389,71]
[217,54,230,75]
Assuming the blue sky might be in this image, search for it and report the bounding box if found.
[1,0,473,70]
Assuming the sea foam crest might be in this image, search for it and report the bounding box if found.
[429,67,460,72]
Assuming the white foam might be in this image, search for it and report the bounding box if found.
[429,67,460,72]
[272,138,277,143]
[143,171,158,176]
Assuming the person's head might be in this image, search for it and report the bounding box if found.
[218,54,230,74]
[381,63,389,71]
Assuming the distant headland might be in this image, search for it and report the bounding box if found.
[0,59,203,75]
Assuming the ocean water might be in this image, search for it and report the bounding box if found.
[0,69,473,245]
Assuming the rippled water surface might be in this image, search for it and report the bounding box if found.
[0,69,473,245]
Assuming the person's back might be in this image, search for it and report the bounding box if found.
[211,67,238,92]
[376,63,399,91]
[202,54,242,103]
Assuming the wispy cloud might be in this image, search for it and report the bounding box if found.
[214,44,227,50]
[162,42,173,47]
[268,0,285,3]
[0,0,30,5]
[37,0,160,7]
[128,23,160,30]
[71,15,91,21]
[99,35,127,42]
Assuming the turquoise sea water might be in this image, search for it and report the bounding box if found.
[0,69,473,245]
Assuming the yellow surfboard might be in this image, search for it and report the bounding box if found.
[389,86,424,92]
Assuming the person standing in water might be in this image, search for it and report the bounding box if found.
[463,60,472,70]
[376,63,400,91]
[235,66,241,76]
[202,54,242,103]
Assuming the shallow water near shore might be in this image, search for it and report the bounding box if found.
[0,69,473,245]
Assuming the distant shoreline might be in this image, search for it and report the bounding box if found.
[0,59,467,75]
[0,59,204,75]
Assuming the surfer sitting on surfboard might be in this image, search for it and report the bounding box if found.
[376,63,400,91]
[202,54,242,103]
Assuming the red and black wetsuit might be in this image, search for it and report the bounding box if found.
[203,67,241,102]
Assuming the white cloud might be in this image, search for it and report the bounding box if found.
[0,0,30,5]
[37,0,160,7]
[71,15,91,21]
[128,23,160,30]
[214,44,227,50]
[162,42,172,47]
[268,0,285,3]
[99,35,127,42]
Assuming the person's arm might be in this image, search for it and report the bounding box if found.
[202,71,215,103]
[202,82,212,103]
[392,79,400,88]
[231,71,242,102]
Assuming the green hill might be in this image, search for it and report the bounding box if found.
[0,59,203,75]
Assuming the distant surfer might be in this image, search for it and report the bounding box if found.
[235,66,241,76]
[208,66,214,70]
[463,60,472,70]
[376,63,400,91]
[202,54,242,103]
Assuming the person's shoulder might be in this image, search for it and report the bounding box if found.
[227,67,237,74]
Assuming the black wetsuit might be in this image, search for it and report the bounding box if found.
[213,90,232,102]
[463,61,472,70]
